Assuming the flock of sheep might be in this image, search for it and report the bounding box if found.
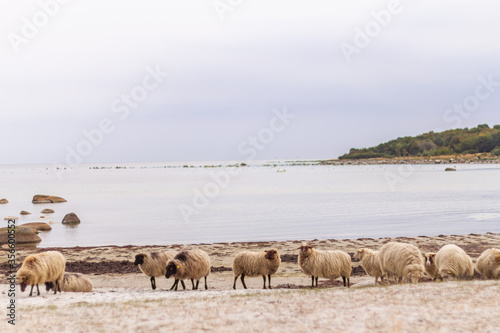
[16,242,500,296]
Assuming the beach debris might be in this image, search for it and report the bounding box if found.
[32,194,67,204]
[62,212,80,225]
[0,198,8,204]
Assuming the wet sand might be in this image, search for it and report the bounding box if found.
[1,232,499,332]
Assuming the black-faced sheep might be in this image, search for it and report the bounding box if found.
[434,244,474,280]
[17,251,66,296]
[423,252,438,280]
[353,248,384,285]
[134,251,178,290]
[45,273,93,292]
[232,249,281,289]
[165,249,210,291]
[298,243,351,288]
[378,242,424,284]
[476,248,500,279]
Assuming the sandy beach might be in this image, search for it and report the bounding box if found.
[1,232,499,332]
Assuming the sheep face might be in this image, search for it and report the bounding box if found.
[134,254,146,266]
[165,262,180,278]
[353,249,365,260]
[297,244,313,257]
[424,253,436,267]
[17,272,32,292]
[45,281,55,292]
[265,249,278,260]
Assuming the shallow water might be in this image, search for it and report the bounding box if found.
[1,161,499,247]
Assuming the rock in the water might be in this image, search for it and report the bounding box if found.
[20,210,31,215]
[445,167,457,172]
[20,222,52,232]
[4,216,19,221]
[62,212,80,224]
[41,208,55,214]
[0,198,8,204]
[0,226,42,245]
[32,194,67,204]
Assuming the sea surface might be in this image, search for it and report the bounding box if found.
[1,161,499,247]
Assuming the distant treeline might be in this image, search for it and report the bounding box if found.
[339,124,500,160]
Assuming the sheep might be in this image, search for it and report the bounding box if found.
[353,248,384,285]
[298,243,351,288]
[16,251,66,296]
[134,251,178,290]
[423,252,438,280]
[45,273,93,292]
[165,249,210,291]
[232,249,281,289]
[434,244,474,281]
[475,248,500,279]
[378,242,424,284]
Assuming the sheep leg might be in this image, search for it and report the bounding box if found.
[268,274,272,289]
[311,276,315,288]
[170,279,178,291]
[204,276,208,290]
[29,284,34,297]
[36,284,40,296]
[150,277,156,290]
[191,279,195,289]
[342,276,347,287]
[195,280,200,290]
[241,274,247,289]
[262,275,267,289]
[233,275,239,289]
[57,279,62,293]
[181,280,186,290]
[53,280,58,294]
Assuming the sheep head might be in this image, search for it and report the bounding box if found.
[297,243,313,257]
[264,249,278,260]
[423,253,436,267]
[134,254,146,266]
[404,264,424,284]
[353,249,365,260]
[165,261,181,279]
[17,271,34,292]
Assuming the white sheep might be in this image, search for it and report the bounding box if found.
[232,249,281,289]
[17,251,66,296]
[298,243,351,288]
[165,249,211,291]
[134,251,178,290]
[434,244,474,280]
[379,242,424,284]
[353,248,384,285]
[423,252,438,280]
[475,248,500,279]
[45,273,93,292]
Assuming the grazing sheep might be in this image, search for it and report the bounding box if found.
[434,244,474,281]
[232,249,281,289]
[298,243,351,288]
[475,248,500,279]
[45,273,93,292]
[17,251,66,296]
[165,249,210,291]
[379,242,424,284]
[423,252,438,280]
[353,248,384,285]
[134,251,178,290]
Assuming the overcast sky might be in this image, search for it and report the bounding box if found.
[1,0,500,165]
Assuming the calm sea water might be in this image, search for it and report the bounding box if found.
[1,161,499,247]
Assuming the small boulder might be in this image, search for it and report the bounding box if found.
[32,195,67,204]
[4,216,19,221]
[445,168,457,172]
[0,198,8,204]
[41,208,55,214]
[0,226,42,245]
[20,210,31,215]
[20,222,52,232]
[62,212,80,225]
